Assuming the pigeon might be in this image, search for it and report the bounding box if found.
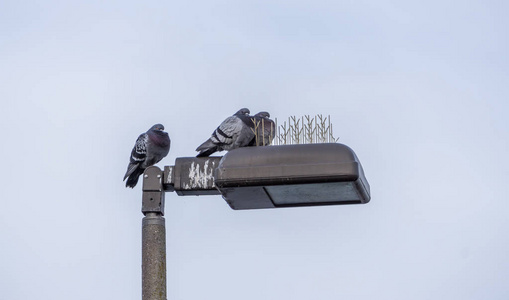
[196,108,255,157]
[123,124,171,188]
[248,111,275,146]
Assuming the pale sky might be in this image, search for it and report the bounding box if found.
[1,1,508,299]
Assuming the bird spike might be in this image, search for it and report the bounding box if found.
[251,118,260,146]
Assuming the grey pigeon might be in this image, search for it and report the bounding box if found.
[196,108,255,157]
[248,111,275,146]
[123,124,171,188]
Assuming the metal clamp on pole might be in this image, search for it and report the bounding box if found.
[142,166,165,216]
[142,166,167,300]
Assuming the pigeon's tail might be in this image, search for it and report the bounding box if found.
[196,146,219,157]
[196,139,219,157]
[196,139,214,151]
[125,167,144,188]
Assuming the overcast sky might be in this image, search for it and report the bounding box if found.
[1,0,508,299]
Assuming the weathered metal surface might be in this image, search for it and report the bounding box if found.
[142,166,165,215]
[172,157,222,196]
[214,143,370,210]
[163,166,175,192]
[143,166,164,191]
[153,144,370,210]
[142,213,166,300]
[142,192,165,215]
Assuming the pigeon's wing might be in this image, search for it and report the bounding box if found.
[123,133,148,180]
[196,116,238,151]
[200,115,244,149]
[196,114,249,157]
[216,116,243,141]
[131,133,148,163]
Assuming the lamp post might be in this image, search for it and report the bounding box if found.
[141,143,370,299]
[141,167,166,300]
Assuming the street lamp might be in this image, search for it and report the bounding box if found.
[141,143,370,299]
[161,143,369,209]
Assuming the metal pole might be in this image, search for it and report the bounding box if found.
[142,213,166,300]
[142,166,167,300]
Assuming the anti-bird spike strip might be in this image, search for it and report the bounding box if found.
[273,115,339,145]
